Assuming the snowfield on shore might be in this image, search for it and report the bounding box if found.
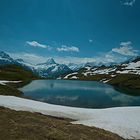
[0,80,21,85]
[0,95,140,139]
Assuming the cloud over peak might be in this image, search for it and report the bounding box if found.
[57,45,79,52]
[112,41,138,56]
[26,41,79,53]
[26,41,49,49]
[121,0,136,6]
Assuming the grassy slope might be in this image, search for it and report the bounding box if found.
[80,74,140,89]
[63,68,140,89]
[108,74,140,89]
[0,107,124,140]
[67,68,112,81]
[0,84,23,96]
[0,64,39,81]
[0,64,39,96]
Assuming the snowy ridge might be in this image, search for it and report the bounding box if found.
[0,51,16,65]
[67,63,84,71]
[34,59,72,78]
[0,52,72,78]
[0,51,140,79]
[16,58,72,78]
[63,57,140,83]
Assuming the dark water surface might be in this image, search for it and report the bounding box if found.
[19,80,140,108]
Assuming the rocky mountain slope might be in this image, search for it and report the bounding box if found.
[0,51,17,65]
[0,51,72,78]
[62,57,140,89]
[1,51,140,88]
[34,58,72,78]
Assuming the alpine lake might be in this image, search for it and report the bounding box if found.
[19,80,140,109]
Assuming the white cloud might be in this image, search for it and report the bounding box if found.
[9,52,46,64]
[26,41,50,49]
[120,41,132,46]
[94,52,127,65]
[9,51,127,66]
[121,0,136,6]
[94,41,138,65]
[54,56,95,64]
[8,41,139,66]
[89,39,93,43]
[9,52,96,65]
[57,45,79,52]
[112,41,138,56]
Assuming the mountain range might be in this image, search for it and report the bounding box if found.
[0,51,17,65]
[61,56,140,88]
[0,51,72,78]
[0,51,140,87]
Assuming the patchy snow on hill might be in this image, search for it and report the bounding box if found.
[81,67,117,76]
[125,61,140,70]
[63,56,140,81]
[92,68,117,75]
[64,72,78,79]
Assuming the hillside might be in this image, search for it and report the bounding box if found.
[0,64,39,81]
[62,57,140,89]
[0,51,72,78]
[0,64,39,96]
[0,107,124,140]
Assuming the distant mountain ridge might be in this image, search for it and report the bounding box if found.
[0,51,17,65]
[0,51,72,78]
[61,56,140,88]
[67,63,84,71]
[34,58,72,78]
[0,51,140,83]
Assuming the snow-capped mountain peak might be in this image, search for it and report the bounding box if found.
[34,58,72,78]
[46,58,56,65]
[0,51,13,61]
[67,63,85,71]
[0,51,16,65]
[37,58,56,66]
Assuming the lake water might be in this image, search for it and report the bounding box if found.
[19,80,140,108]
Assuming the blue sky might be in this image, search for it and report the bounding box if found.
[0,0,140,64]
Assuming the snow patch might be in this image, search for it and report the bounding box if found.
[102,79,111,83]
[64,72,78,79]
[0,80,21,85]
[70,76,78,79]
[126,61,140,69]
[85,66,91,71]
